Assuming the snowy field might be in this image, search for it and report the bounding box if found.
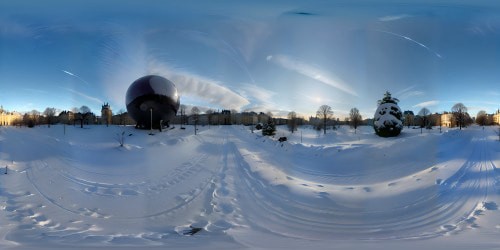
[0,124,499,249]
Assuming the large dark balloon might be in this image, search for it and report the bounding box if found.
[126,75,180,129]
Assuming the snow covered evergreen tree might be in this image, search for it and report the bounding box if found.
[262,122,276,136]
[373,91,403,137]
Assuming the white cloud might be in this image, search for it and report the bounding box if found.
[413,100,439,108]
[378,14,412,22]
[267,54,358,96]
[147,60,250,110]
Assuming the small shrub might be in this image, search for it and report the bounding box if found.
[116,131,125,147]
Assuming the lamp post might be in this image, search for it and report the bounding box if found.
[149,108,154,135]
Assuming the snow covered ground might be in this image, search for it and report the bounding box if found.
[0,124,499,249]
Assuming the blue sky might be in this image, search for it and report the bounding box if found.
[1,0,499,119]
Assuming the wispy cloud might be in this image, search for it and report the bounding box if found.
[22,88,49,94]
[378,14,412,22]
[487,91,500,96]
[99,31,250,111]
[266,54,358,96]
[63,88,103,104]
[413,100,439,108]
[375,30,442,59]
[61,70,90,85]
[396,85,424,99]
[239,84,275,104]
[147,60,250,110]
[0,19,34,37]
[177,30,255,83]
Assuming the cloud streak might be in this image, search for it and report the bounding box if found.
[239,84,275,104]
[413,100,439,108]
[63,88,103,105]
[378,14,412,22]
[396,85,424,99]
[61,70,90,85]
[266,54,358,96]
[376,30,442,59]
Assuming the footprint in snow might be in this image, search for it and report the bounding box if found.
[317,192,330,198]
[441,224,457,231]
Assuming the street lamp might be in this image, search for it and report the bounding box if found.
[149,108,154,135]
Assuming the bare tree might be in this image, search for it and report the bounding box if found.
[349,108,362,134]
[451,103,467,130]
[191,106,200,135]
[43,107,57,128]
[179,104,187,128]
[476,110,488,127]
[436,112,442,133]
[316,105,333,135]
[287,111,298,133]
[418,107,431,133]
[77,105,92,128]
[30,109,41,126]
[116,131,126,147]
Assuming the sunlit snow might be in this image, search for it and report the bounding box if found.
[0,125,499,249]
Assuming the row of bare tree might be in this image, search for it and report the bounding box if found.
[12,106,95,128]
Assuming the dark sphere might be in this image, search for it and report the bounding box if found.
[126,75,180,129]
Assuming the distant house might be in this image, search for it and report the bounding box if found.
[494,109,500,125]
[441,113,454,127]
[239,112,258,125]
[403,110,415,127]
[58,111,75,125]
[0,106,22,126]
[112,112,135,126]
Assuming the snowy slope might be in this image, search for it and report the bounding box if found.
[0,125,499,249]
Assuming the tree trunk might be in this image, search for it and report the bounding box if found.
[323,119,326,135]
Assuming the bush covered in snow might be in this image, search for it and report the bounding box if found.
[373,91,403,137]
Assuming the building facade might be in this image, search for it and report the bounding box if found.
[0,106,22,126]
[0,110,22,126]
[494,109,500,125]
[441,113,454,127]
[101,103,113,126]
